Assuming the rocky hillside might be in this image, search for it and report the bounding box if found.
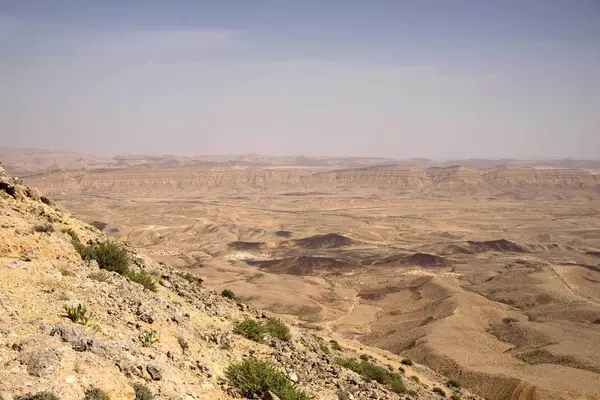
[0,164,480,400]
[23,164,600,199]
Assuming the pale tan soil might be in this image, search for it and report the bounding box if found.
[22,164,600,400]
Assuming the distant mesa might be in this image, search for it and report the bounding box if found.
[275,230,293,238]
[227,241,266,251]
[291,233,355,249]
[447,239,529,254]
[402,253,452,267]
[247,256,358,276]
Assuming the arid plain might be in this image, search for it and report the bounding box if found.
[22,161,600,400]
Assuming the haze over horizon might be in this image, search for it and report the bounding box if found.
[1,1,599,159]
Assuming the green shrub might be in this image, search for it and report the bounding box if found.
[64,304,96,326]
[401,358,413,366]
[265,318,292,342]
[82,241,130,274]
[84,387,110,400]
[226,358,310,400]
[233,318,266,343]
[62,227,79,242]
[446,379,461,388]
[398,366,405,373]
[451,394,461,400]
[432,387,446,396]
[221,288,236,299]
[335,357,405,394]
[132,383,153,400]
[15,393,59,400]
[125,270,157,292]
[359,354,371,361]
[140,330,159,347]
[329,339,342,351]
[410,375,419,382]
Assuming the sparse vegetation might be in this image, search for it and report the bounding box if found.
[33,223,54,233]
[15,392,59,400]
[359,353,372,361]
[226,358,310,400]
[84,387,110,400]
[132,383,154,400]
[398,366,405,373]
[66,232,157,291]
[221,288,236,300]
[329,339,342,351]
[432,387,446,396]
[266,317,292,342]
[233,317,292,343]
[401,358,413,366]
[410,375,419,382]
[126,269,158,292]
[446,379,461,388]
[64,303,96,326]
[140,330,160,347]
[335,357,405,394]
[451,394,461,400]
[233,318,266,343]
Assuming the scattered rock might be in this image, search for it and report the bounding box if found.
[147,363,164,380]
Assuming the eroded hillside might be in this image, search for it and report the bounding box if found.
[24,164,600,200]
[0,164,480,400]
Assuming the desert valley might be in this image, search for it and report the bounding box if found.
[6,150,599,400]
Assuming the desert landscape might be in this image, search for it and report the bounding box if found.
[17,155,600,400]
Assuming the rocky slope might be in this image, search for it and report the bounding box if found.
[23,164,600,199]
[0,164,479,400]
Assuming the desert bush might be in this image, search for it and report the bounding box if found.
[84,387,109,400]
[398,366,405,373]
[451,394,461,400]
[81,241,130,274]
[359,354,372,361]
[335,357,405,393]
[432,387,446,396]
[410,375,419,382]
[233,318,266,343]
[329,339,342,351]
[64,304,96,326]
[34,223,54,233]
[221,288,236,300]
[132,383,153,400]
[226,358,310,400]
[446,379,461,388]
[125,270,157,292]
[401,358,413,366]
[15,393,59,400]
[265,318,291,342]
[62,227,80,242]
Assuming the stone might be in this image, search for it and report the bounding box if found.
[89,260,99,269]
[159,279,172,288]
[287,371,300,384]
[22,348,60,377]
[147,363,164,381]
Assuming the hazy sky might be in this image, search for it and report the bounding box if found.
[1,1,599,159]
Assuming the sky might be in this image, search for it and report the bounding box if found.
[1,0,599,159]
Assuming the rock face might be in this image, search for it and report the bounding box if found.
[0,164,481,400]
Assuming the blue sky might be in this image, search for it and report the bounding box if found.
[1,1,599,158]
